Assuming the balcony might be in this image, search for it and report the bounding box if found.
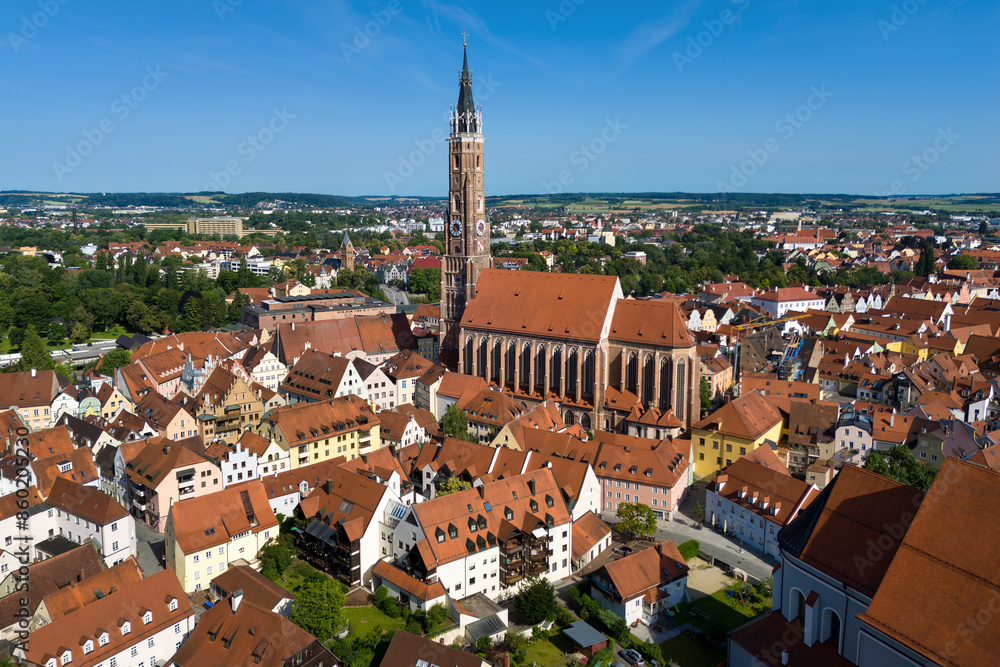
[178,485,195,498]
[503,554,523,566]
[503,571,525,585]
[502,542,524,554]
[132,499,146,511]
[528,561,547,575]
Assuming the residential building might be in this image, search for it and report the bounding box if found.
[256,394,381,468]
[591,431,691,520]
[164,481,279,593]
[134,391,196,441]
[167,589,337,667]
[0,368,67,430]
[590,541,689,625]
[209,564,293,617]
[380,629,490,667]
[750,287,826,318]
[691,391,785,480]
[353,357,395,412]
[239,345,288,392]
[396,468,573,602]
[124,438,222,532]
[280,349,370,405]
[382,349,435,409]
[571,511,613,571]
[18,568,195,667]
[188,366,262,444]
[42,477,136,567]
[259,459,342,517]
[705,455,819,559]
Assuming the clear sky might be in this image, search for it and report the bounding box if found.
[1,0,996,197]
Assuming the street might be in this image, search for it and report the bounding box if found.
[380,284,410,307]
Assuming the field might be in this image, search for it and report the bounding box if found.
[660,633,726,667]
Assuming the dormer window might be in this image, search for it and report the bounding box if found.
[448,524,458,539]
[143,611,152,624]
[99,632,109,646]
[61,650,72,665]
[529,499,538,512]
[83,640,93,654]
[168,598,178,612]
[613,464,621,472]
[504,507,513,520]
[629,466,637,475]
[436,527,445,543]
[545,495,554,508]
[121,621,131,635]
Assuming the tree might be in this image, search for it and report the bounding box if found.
[692,501,704,523]
[17,325,55,372]
[948,253,978,270]
[259,533,296,580]
[513,577,557,624]
[102,348,134,370]
[979,220,989,235]
[437,476,472,496]
[8,327,26,350]
[441,404,477,442]
[289,576,346,640]
[615,501,657,541]
[700,377,713,415]
[47,322,67,345]
[863,444,937,491]
[915,240,936,277]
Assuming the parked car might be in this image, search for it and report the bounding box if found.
[614,545,634,556]
[618,648,645,666]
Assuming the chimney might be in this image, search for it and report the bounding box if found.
[890,412,894,427]
[781,650,789,665]
[163,443,171,454]
[231,589,244,612]
[31,367,37,378]
[291,322,295,331]
[323,478,333,494]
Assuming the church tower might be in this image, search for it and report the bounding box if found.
[440,42,490,356]
[341,230,355,272]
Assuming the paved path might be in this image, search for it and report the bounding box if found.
[135,520,165,575]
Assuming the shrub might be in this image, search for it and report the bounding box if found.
[427,603,448,627]
[552,604,576,628]
[677,539,700,562]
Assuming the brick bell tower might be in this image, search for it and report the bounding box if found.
[440,39,489,358]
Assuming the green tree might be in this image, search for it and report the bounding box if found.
[17,325,55,372]
[863,444,937,491]
[47,322,67,345]
[700,377,713,415]
[513,577,557,624]
[180,298,203,332]
[441,404,477,442]
[615,501,657,541]
[915,240,936,277]
[979,220,989,235]
[437,476,472,496]
[259,533,296,580]
[7,327,26,350]
[102,348,134,370]
[289,576,346,640]
[948,253,978,270]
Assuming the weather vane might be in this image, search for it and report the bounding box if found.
[462,29,468,47]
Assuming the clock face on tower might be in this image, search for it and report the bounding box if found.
[475,219,486,237]
[450,219,463,237]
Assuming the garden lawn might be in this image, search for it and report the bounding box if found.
[341,605,406,640]
[673,587,769,634]
[660,633,726,667]
[522,634,573,666]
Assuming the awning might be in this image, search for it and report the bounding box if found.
[563,620,607,649]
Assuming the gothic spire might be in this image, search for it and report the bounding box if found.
[455,42,478,133]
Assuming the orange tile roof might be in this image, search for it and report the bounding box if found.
[210,564,291,611]
[709,456,818,527]
[460,269,621,342]
[170,481,278,552]
[46,477,129,525]
[571,511,611,560]
[693,391,784,441]
[372,561,447,602]
[413,467,571,568]
[125,438,211,490]
[609,298,696,347]
[860,459,1000,664]
[260,394,378,447]
[298,467,388,543]
[24,569,193,667]
[596,541,689,601]
[42,557,144,619]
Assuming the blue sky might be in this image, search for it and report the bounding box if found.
[1,0,996,197]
